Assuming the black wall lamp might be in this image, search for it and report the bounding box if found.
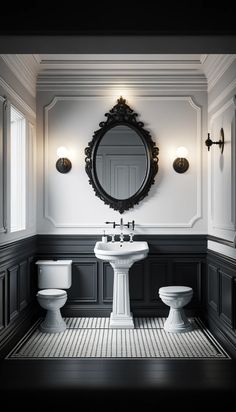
[205,128,224,153]
[173,147,189,174]
[56,146,72,173]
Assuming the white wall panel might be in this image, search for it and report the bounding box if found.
[37,93,207,234]
[208,96,236,243]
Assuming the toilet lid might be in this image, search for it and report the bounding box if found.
[37,289,67,298]
[159,286,192,295]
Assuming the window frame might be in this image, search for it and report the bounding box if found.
[0,97,36,244]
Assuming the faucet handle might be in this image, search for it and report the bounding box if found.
[129,232,134,243]
[119,232,124,243]
[128,220,135,230]
[105,221,116,228]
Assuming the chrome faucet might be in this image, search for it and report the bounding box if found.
[105,219,135,243]
[105,219,135,231]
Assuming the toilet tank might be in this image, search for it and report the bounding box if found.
[36,260,72,289]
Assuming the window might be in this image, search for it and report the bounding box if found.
[10,106,26,232]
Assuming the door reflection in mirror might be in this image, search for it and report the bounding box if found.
[95,125,147,200]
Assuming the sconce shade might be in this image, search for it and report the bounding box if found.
[56,146,72,173]
[57,146,69,158]
[176,146,188,158]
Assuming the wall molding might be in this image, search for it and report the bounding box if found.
[210,95,236,122]
[207,234,236,248]
[207,248,236,266]
[37,234,207,255]
[0,235,37,269]
[0,77,36,119]
[44,95,202,229]
[1,55,39,98]
[203,54,236,91]
[208,79,236,113]
[37,73,207,92]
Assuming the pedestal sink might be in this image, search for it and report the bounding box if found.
[94,241,149,328]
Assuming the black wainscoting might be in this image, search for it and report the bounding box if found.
[0,236,38,353]
[205,250,236,357]
[3,233,236,358]
[36,235,207,317]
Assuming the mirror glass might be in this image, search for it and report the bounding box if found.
[95,125,147,200]
[85,97,159,213]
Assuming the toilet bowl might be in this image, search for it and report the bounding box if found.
[36,260,72,333]
[159,286,193,333]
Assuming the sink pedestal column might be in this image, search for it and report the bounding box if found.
[109,262,134,329]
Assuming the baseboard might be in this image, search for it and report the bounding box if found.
[202,313,236,359]
[62,306,199,318]
[62,307,112,317]
[0,302,40,358]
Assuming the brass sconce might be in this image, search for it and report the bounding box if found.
[205,128,224,153]
[173,147,189,174]
[56,146,72,173]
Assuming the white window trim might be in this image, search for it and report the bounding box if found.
[10,105,26,233]
[0,98,36,245]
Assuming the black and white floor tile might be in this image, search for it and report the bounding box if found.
[6,317,230,360]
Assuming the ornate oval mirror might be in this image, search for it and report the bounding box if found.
[85,97,159,213]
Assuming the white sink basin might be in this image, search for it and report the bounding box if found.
[94,241,149,261]
[94,240,149,329]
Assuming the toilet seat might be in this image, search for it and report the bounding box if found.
[159,286,192,296]
[37,289,67,298]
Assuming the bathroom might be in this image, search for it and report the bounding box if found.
[0,39,236,405]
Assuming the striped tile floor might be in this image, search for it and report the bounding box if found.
[6,317,229,359]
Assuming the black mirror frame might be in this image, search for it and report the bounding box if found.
[85,97,159,214]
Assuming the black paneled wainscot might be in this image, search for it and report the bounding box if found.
[206,250,236,355]
[2,234,236,357]
[36,235,207,317]
[0,236,37,352]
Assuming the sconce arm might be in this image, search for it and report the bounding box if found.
[205,129,224,154]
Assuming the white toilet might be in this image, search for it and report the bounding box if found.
[159,286,193,333]
[36,260,72,333]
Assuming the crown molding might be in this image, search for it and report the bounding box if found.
[203,54,236,91]
[37,72,207,92]
[0,76,36,118]
[208,79,236,113]
[0,54,39,97]
[2,53,235,94]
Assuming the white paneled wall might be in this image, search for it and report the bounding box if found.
[208,59,236,257]
[37,91,208,235]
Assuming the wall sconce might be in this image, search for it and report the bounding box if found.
[173,147,189,174]
[205,128,224,153]
[56,146,72,173]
